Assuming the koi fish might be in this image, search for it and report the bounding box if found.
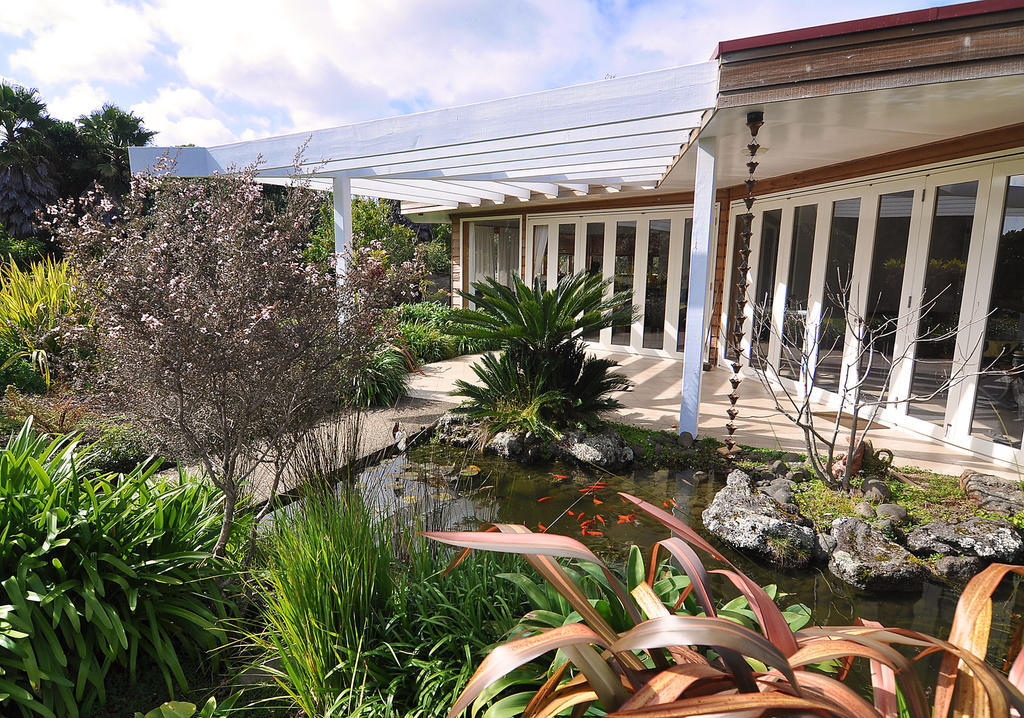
[593,498,603,505]
[537,523,547,531]
[586,530,604,537]
[537,496,553,503]
[567,510,575,516]
[596,515,605,525]
[553,474,568,479]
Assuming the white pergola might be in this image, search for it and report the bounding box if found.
[129,60,722,435]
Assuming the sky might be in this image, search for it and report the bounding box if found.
[0,0,964,147]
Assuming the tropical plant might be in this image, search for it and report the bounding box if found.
[134,694,238,718]
[0,255,83,386]
[426,493,1024,718]
[47,160,424,556]
[449,272,635,438]
[76,104,156,198]
[0,83,56,239]
[0,419,232,718]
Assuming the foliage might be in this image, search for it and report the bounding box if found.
[0,341,45,394]
[610,423,724,470]
[47,160,424,556]
[306,195,421,267]
[0,255,84,386]
[0,83,56,239]
[394,301,500,365]
[0,419,232,718]
[449,273,635,438]
[0,225,44,265]
[244,488,528,717]
[423,223,452,274]
[89,422,157,475]
[427,494,1024,718]
[134,694,238,718]
[346,347,411,408]
[454,342,630,439]
[76,104,156,198]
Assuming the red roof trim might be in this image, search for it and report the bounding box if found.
[711,0,1024,58]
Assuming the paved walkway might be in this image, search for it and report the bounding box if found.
[408,349,1019,480]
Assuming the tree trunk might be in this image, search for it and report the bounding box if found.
[213,483,237,558]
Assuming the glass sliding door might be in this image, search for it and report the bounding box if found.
[861,190,914,400]
[531,225,549,290]
[971,175,1024,446]
[612,220,636,346]
[676,218,693,352]
[583,221,605,341]
[471,218,520,289]
[643,219,671,349]
[779,204,818,379]
[557,223,575,281]
[750,209,781,370]
[908,181,979,423]
[815,198,860,392]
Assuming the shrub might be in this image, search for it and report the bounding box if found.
[0,255,84,386]
[0,419,231,718]
[427,494,1024,717]
[393,301,498,365]
[346,347,411,408]
[448,273,634,438]
[0,339,45,393]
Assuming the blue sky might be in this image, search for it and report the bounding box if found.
[1,0,963,147]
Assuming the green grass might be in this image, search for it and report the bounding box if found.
[792,478,861,529]
[888,470,979,525]
[609,423,722,470]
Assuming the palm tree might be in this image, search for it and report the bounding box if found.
[0,83,57,238]
[77,104,156,197]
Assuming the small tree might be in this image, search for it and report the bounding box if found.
[749,279,998,491]
[47,160,424,556]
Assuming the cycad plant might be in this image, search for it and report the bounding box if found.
[426,493,1024,718]
[449,273,635,438]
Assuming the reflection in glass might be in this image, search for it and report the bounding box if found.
[557,223,575,281]
[779,205,818,379]
[908,181,978,423]
[816,198,860,392]
[583,222,605,341]
[971,176,1024,446]
[676,219,693,352]
[532,225,549,290]
[751,210,781,370]
[861,190,914,400]
[643,219,672,349]
[612,221,636,345]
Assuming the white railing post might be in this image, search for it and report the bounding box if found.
[679,136,717,436]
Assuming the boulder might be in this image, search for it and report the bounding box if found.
[771,487,796,506]
[676,431,695,448]
[435,412,480,448]
[770,478,797,492]
[788,468,810,482]
[553,428,634,470]
[771,460,789,476]
[702,470,816,568]
[861,478,892,503]
[960,470,1023,517]
[692,471,709,484]
[828,517,927,592]
[933,555,987,583]
[815,531,837,562]
[876,504,909,524]
[853,501,875,519]
[486,431,523,460]
[905,518,1024,563]
[782,452,803,463]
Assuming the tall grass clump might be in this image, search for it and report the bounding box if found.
[245,489,530,717]
[0,255,85,386]
[0,418,230,718]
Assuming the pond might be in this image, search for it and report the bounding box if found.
[354,441,1024,690]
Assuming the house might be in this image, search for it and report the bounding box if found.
[129,0,1024,466]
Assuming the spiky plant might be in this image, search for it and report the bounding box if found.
[426,493,1024,718]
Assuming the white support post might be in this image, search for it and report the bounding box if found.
[679,136,717,436]
[332,176,353,277]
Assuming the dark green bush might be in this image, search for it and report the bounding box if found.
[394,301,499,365]
[0,339,45,393]
[0,419,232,718]
[346,347,411,408]
[89,422,157,475]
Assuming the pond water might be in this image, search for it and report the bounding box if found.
[354,441,1024,689]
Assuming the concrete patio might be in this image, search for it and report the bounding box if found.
[407,348,1020,480]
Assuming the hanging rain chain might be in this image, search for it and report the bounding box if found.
[725,111,763,458]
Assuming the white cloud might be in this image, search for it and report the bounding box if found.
[48,82,109,120]
[6,0,156,85]
[131,86,237,145]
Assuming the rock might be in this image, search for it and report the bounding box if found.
[771,488,795,506]
[906,518,1024,563]
[960,470,1023,517]
[788,468,810,483]
[771,460,789,476]
[782,452,803,463]
[486,431,522,460]
[702,470,816,568]
[676,431,695,449]
[435,412,480,448]
[692,471,709,484]
[553,429,634,470]
[933,556,987,583]
[828,517,927,592]
[861,478,892,503]
[854,501,875,519]
[876,518,905,544]
[815,531,837,562]
[770,478,797,492]
[876,504,909,524]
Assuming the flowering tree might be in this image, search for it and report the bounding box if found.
[46,160,424,556]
